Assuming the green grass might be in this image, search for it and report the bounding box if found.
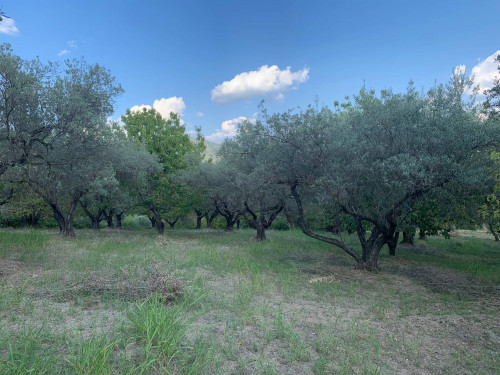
[0,227,498,374]
[390,235,500,283]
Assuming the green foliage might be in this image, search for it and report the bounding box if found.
[121,108,204,233]
[0,327,57,374]
[260,71,500,269]
[127,293,205,368]
[65,333,117,375]
[122,214,153,229]
[270,217,290,231]
[122,108,197,174]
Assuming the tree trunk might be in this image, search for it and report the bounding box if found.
[105,210,114,228]
[360,237,385,272]
[256,222,266,241]
[487,222,499,241]
[53,209,75,237]
[115,212,123,229]
[80,202,103,231]
[155,217,164,235]
[400,231,415,245]
[91,217,100,230]
[387,231,399,256]
[205,211,218,229]
[60,217,76,237]
[166,218,179,229]
[236,219,240,229]
[51,200,78,238]
[225,216,234,231]
[53,210,64,234]
[290,184,363,267]
[149,216,156,228]
[354,223,386,272]
[195,210,204,229]
[205,214,213,229]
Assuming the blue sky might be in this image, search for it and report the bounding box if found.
[1,0,499,142]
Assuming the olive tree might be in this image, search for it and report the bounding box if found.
[9,59,123,237]
[0,44,53,177]
[265,74,499,271]
[219,120,285,240]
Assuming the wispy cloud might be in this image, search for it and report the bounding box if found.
[0,18,19,36]
[57,49,70,57]
[211,65,309,104]
[67,40,77,48]
[130,96,186,122]
[206,116,256,142]
[196,112,204,117]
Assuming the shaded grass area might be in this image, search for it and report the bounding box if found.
[388,234,500,284]
[0,228,499,374]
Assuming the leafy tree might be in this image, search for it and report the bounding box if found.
[181,162,246,231]
[264,74,499,271]
[121,108,203,234]
[8,58,123,237]
[0,44,53,176]
[479,152,500,240]
[0,182,50,226]
[219,120,285,240]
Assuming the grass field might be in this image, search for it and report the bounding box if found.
[0,228,499,374]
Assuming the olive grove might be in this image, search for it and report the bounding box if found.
[194,72,500,271]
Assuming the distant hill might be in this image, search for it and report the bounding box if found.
[190,137,222,161]
[204,140,222,161]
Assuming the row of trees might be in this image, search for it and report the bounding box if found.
[181,68,500,272]
[2,42,499,273]
[0,44,203,236]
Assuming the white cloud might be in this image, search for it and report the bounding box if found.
[196,112,204,117]
[130,96,186,122]
[206,116,256,142]
[211,65,309,104]
[0,18,19,36]
[153,97,185,118]
[67,40,77,48]
[471,50,500,92]
[58,49,70,57]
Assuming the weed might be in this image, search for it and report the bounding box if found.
[127,292,206,368]
[65,332,116,375]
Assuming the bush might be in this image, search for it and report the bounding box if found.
[123,215,152,230]
[270,219,290,231]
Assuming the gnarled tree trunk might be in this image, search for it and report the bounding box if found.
[50,199,79,238]
[194,209,205,229]
[400,230,415,245]
[166,218,179,229]
[115,212,124,229]
[244,200,283,241]
[149,216,156,228]
[205,211,218,229]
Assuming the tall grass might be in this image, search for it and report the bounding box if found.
[127,292,207,370]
